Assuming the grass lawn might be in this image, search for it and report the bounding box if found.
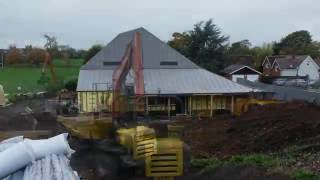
[0,59,83,95]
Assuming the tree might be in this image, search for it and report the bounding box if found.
[44,34,59,58]
[168,19,229,72]
[6,46,23,65]
[228,40,252,55]
[26,48,47,65]
[83,44,103,64]
[168,32,191,55]
[251,43,273,70]
[273,30,319,57]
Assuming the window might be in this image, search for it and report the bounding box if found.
[103,61,121,66]
[160,61,178,66]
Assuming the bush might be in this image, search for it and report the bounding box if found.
[191,158,222,169]
[45,76,64,94]
[227,154,279,167]
[64,78,78,91]
[292,170,320,180]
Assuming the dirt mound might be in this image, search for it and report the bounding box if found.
[179,102,320,157]
[187,165,290,180]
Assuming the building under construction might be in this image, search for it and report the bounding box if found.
[76,28,254,119]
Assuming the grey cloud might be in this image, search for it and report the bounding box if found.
[0,0,319,49]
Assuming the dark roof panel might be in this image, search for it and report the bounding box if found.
[267,55,309,69]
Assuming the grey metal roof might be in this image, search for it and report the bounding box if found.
[77,70,114,91]
[82,27,199,70]
[77,68,254,94]
[143,69,253,95]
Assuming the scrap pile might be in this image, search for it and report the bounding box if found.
[0,134,79,180]
[178,102,320,157]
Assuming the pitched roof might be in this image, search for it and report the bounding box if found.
[82,27,198,70]
[223,64,261,75]
[77,28,253,94]
[223,64,246,74]
[266,55,309,69]
[222,64,261,74]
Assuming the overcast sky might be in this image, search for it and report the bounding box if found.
[1,0,319,49]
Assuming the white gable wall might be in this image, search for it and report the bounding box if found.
[297,56,320,82]
[231,74,259,82]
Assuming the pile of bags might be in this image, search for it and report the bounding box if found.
[0,134,79,180]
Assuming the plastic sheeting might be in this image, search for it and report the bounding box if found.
[0,134,79,180]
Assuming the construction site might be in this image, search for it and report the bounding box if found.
[1,28,320,180]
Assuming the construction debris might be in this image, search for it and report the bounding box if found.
[0,134,78,180]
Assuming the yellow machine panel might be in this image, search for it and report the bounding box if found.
[117,126,157,159]
[146,138,183,178]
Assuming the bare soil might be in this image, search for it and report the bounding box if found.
[171,102,320,158]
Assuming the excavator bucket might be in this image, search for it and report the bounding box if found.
[57,115,113,139]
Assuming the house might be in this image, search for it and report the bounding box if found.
[223,64,261,82]
[77,28,254,118]
[262,55,320,83]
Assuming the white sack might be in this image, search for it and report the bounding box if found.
[0,134,73,179]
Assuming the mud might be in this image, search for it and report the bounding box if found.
[175,102,320,157]
[186,165,290,180]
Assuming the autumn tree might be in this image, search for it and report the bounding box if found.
[6,46,23,65]
[27,48,47,65]
[168,32,191,55]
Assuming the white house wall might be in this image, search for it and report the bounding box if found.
[298,56,320,81]
[231,74,259,82]
[246,75,259,82]
[232,75,245,82]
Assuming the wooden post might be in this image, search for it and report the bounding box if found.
[231,96,234,114]
[189,96,192,116]
[146,96,149,115]
[210,95,213,118]
[184,96,187,114]
[168,97,171,119]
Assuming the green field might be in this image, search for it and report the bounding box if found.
[0,59,83,94]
